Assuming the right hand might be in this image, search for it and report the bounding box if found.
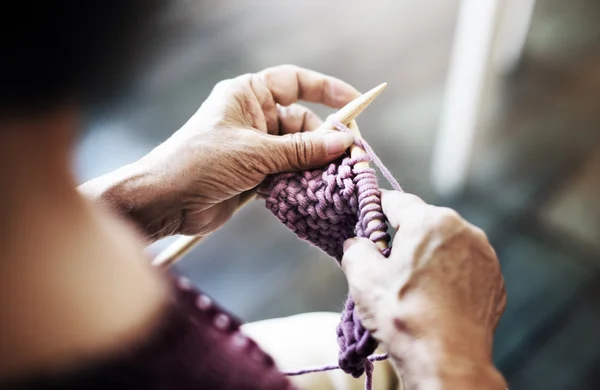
[341,190,506,388]
[82,65,358,241]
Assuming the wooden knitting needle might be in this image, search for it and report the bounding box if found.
[318,82,387,130]
[152,83,387,269]
[151,190,256,268]
[347,120,389,251]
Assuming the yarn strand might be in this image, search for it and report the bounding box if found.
[329,117,403,192]
[262,118,403,390]
[282,353,388,376]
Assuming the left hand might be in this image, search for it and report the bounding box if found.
[82,65,358,241]
[341,191,506,389]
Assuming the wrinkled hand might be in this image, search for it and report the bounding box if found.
[121,65,359,239]
[342,190,506,389]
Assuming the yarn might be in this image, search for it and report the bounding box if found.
[282,354,388,376]
[259,118,402,389]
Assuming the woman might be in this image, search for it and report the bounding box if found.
[0,2,507,389]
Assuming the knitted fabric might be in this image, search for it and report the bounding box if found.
[4,273,294,390]
[259,119,401,384]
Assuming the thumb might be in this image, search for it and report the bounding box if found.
[342,237,385,284]
[259,130,354,173]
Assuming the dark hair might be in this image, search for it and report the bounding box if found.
[0,1,169,118]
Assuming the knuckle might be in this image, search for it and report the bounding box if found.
[236,73,253,83]
[272,64,299,74]
[260,66,280,82]
[382,191,423,214]
[495,279,508,317]
[500,284,507,308]
[284,103,305,118]
[499,279,507,300]
[212,78,232,92]
[431,207,462,228]
[289,133,311,169]
[402,193,424,206]
[296,103,311,117]
[228,73,253,92]
[301,108,313,127]
[250,136,278,174]
[387,191,413,203]
[470,225,490,242]
[382,190,402,203]
[438,206,461,220]
[216,75,250,94]
[343,239,368,260]
[261,64,299,84]
[355,307,379,333]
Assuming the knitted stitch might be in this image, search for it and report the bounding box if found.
[260,119,400,386]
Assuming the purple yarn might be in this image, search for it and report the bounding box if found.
[282,354,387,376]
[337,298,381,377]
[262,155,391,262]
[329,117,402,193]
[259,120,401,389]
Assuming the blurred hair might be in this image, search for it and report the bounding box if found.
[0,1,170,118]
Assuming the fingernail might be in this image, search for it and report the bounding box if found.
[325,133,354,155]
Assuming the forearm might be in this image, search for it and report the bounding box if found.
[388,342,506,389]
[78,160,183,243]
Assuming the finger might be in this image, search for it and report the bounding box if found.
[257,130,354,173]
[277,103,324,134]
[380,189,426,229]
[341,238,385,283]
[257,65,360,108]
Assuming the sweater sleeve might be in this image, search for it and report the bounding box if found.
[2,272,295,390]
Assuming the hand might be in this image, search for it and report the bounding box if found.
[81,65,358,241]
[341,190,506,389]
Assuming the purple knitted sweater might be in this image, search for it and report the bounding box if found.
[2,273,294,390]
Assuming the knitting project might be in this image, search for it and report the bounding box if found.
[259,119,402,389]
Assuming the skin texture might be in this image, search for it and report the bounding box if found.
[342,190,507,389]
[80,65,357,242]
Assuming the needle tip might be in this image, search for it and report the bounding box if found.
[333,82,387,124]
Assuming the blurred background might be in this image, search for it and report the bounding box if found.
[74,0,600,388]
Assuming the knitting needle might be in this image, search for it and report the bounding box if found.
[347,120,389,251]
[152,83,387,269]
[317,83,387,131]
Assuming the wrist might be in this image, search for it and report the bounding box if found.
[397,339,505,390]
[439,363,506,390]
[78,160,183,242]
[424,339,505,390]
[382,317,505,390]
